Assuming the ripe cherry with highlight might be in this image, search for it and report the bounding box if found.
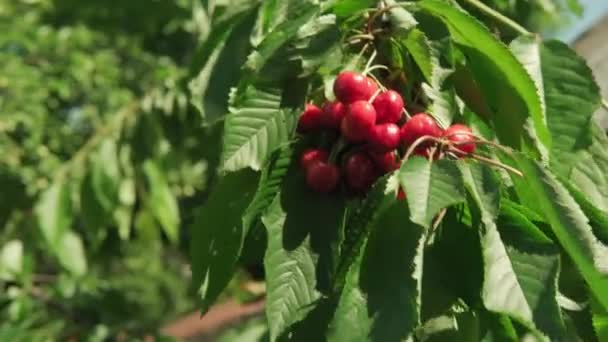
[444,124,476,156]
[334,71,376,104]
[305,161,340,193]
[297,104,323,133]
[372,90,404,124]
[341,100,377,143]
[400,113,443,149]
[321,101,346,129]
[369,123,401,152]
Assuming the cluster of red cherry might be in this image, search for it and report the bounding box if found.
[297,71,476,195]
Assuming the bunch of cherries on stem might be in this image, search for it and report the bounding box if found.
[298,71,476,196]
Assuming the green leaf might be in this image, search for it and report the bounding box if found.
[564,180,608,245]
[460,162,564,338]
[331,0,374,17]
[591,296,608,341]
[35,180,72,248]
[56,231,87,277]
[91,139,121,212]
[262,167,345,341]
[386,0,418,33]
[189,5,259,121]
[290,14,341,77]
[402,30,458,128]
[512,38,600,171]
[402,29,433,82]
[510,35,546,116]
[482,312,519,341]
[242,144,294,235]
[245,2,319,73]
[328,202,425,341]
[399,157,465,227]
[417,0,549,152]
[190,169,259,311]
[80,173,112,237]
[333,175,394,292]
[569,124,608,213]
[415,314,458,341]
[221,86,295,172]
[143,160,180,243]
[514,156,608,310]
[0,240,23,281]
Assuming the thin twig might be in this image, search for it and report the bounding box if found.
[462,0,530,36]
[365,64,390,74]
[471,154,523,177]
[366,73,387,91]
[432,208,447,232]
[368,88,383,103]
[602,99,608,111]
[364,50,377,73]
[403,135,444,161]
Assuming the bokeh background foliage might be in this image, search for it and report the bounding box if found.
[0,0,600,340]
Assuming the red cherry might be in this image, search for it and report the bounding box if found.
[369,123,401,152]
[397,188,406,201]
[305,161,340,193]
[334,71,376,104]
[444,124,476,156]
[321,101,346,129]
[297,104,323,133]
[341,101,377,143]
[400,113,443,149]
[344,152,378,193]
[300,148,329,169]
[366,77,379,97]
[372,90,404,124]
[370,151,400,173]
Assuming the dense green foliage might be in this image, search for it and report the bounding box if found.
[191,0,608,341]
[0,0,205,338]
[0,0,604,340]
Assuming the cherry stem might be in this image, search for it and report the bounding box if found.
[347,34,375,45]
[364,50,377,75]
[402,107,412,120]
[364,64,389,74]
[366,3,401,34]
[431,208,447,233]
[470,154,524,177]
[368,88,383,103]
[366,73,387,91]
[441,131,514,155]
[403,135,443,161]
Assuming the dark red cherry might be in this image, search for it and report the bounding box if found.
[300,148,329,169]
[341,101,377,143]
[321,101,346,129]
[444,124,476,156]
[370,151,400,173]
[334,71,376,104]
[297,104,323,133]
[369,123,401,152]
[344,152,378,193]
[305,161,340,193]
[372,90,404,124]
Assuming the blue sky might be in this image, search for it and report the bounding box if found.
[551,0,608,42]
